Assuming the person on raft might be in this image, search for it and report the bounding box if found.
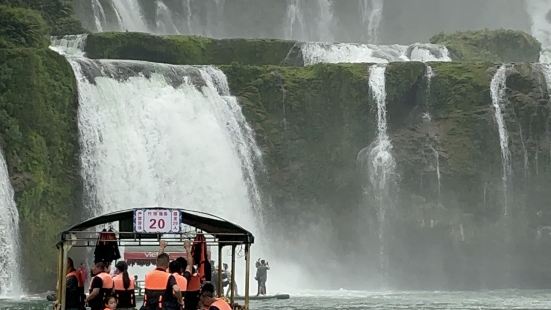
[255,259,269,296]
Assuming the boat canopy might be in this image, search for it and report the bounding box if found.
[56,207,254,310]
[61,208,254,244]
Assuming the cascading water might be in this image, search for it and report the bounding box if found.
[358,64,395,281]
[0,149,21,296]
[300,42,451,65]
[490,65,512,216]
[361,0,384,43]
[317,0,335,42]
[285,0,307,41]
[110,0,149,33]
[525,0,551,63]
[51,34,263,233]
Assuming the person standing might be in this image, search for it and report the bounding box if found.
[112,261,135,310]
[168,260,187,306]
[256,260,269,296]
[66,258,84,310]
[143,253,182,310]
[86,262,114,310]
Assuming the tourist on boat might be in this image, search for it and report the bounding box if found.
[78,262,88,288]
[112,261,135,310]
[210,261,218,294]
[168,260,187,305]
[66,257,85,310]
[104,295,117,310]
[143,253,182,310]
[255,259,269,296]
[86,261,114,310]
[199,282,232,310]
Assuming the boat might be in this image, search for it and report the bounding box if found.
[235,294,290,301]
[54,207,255,310]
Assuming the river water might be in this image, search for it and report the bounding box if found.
[3,290,551,309]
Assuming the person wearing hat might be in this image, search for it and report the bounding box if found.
[199,282,231,310]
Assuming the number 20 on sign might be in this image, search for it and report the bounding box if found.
[134,209,181,233]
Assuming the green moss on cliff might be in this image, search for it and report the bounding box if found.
[222,64,370,221]
[0,48,81,290]
[0,5,48,48]
[430,29,541,62]
[86,32,297,65]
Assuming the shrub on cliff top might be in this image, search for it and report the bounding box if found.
[0,5,48,48]
[430,29,541,62]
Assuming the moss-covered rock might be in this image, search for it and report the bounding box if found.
[0,48,81,290]
[86,32,297,65]
[223,61,551,288]
[0,5,48,48]
[430,29,541,62]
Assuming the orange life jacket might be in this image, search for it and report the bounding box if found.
[144,269,172,310]
[66,271,83,307]
[172,273,187,293]
[187,274,201,292]
[113,274,136,308]
[211,298,232,310]
[88,272,114,310]
[67,271,83,287]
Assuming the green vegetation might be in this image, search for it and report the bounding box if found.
[222,64,370,221]
[0,48,81,289]
[0,0,85,35]
[0,5,48,48]
[430,29,541,62]
[86,32,298,65]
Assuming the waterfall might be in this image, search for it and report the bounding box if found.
[300,42,451,65]
[156,1,179,35]
[90,0,107,32]
[0,148,21,296]
[358,64,395,280]
[360,0,384,43]
[285,0,306,41]
[110,0,149,33]
[51,37,263,233]
[490,65,512,216]
[525,0,551,62]
[317,0,334,42]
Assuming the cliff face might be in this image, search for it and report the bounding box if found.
[0,48,81,289]
[0,14,550,290]
[222,62,551,289]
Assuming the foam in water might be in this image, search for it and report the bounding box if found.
[0,149,21,296]
[490,65,512,216]
[300,42,451,65]
[525,0,551,62]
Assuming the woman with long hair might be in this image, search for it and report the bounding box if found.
[112,261,135,310]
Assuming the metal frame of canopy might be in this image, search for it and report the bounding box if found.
[55,208,254,310]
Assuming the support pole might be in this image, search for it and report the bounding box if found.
[217,244,223,297]
[230,245,236,305]
[56,244,64,310]
[244,244,250,310]
[60,243,69,310]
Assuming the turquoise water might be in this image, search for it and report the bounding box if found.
[3,290,551,309]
